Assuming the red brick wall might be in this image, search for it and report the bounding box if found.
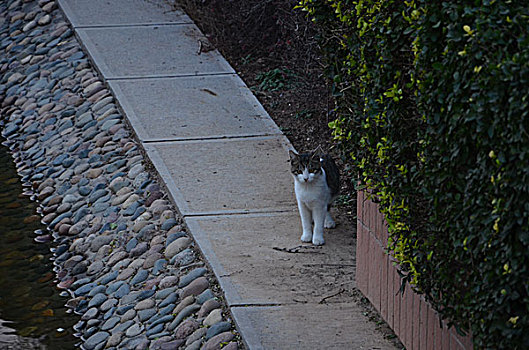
[356,190,473,350]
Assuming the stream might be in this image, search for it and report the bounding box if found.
[0,139,78,349]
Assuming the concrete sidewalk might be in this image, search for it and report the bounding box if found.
[57,0,399,348]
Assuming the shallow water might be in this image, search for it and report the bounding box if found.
[0,140,78,349]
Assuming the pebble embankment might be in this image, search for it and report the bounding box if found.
[0,0,240,349]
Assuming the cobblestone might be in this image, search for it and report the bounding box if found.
[0,0,238,348]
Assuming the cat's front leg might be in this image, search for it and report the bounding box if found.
[324,210,336,229]
[312,205,326,245]
[298,201,313,243]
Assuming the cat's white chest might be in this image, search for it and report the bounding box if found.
[294,175,331,208]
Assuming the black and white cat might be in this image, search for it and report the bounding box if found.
[289,147,340,245]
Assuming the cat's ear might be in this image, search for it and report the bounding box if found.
[288,150,298,161]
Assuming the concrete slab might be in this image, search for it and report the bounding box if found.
[144,136,296,216]
[108,75,281,141]
[186,212,356,306]
[76,25,234,79]
[231,303,398,350]
[58,0,191,27]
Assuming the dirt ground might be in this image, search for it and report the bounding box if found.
[166,0,403,347]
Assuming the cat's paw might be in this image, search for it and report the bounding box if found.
[300,232,312,243]
[324,219,336,229]
[312,236,325,245]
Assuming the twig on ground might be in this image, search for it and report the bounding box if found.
[302,263,355,267]
[197,39,214,55]
[272,245,323,254]
[318,288,346,304]
[293,299,308,303]
[219,270,243,278]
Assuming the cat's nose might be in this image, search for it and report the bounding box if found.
[303,178,308,182]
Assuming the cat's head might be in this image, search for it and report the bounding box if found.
[289,147,323,183]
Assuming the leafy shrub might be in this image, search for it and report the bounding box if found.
[254,68,297,91]
[297,0,529,348]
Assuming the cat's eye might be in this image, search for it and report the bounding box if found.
[309,160,321,172]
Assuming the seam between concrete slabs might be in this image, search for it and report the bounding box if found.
[103,72,237,81]
[70,22,194,29]
[107,74,282,142]
[142,135,290,146]
[140,135,281,143]
[182,209,296,218]
[73,25,236,79]
[99,73,240,81]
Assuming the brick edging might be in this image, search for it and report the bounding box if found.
[356,190,473,350]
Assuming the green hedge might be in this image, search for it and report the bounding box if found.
[297,0,529,348]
